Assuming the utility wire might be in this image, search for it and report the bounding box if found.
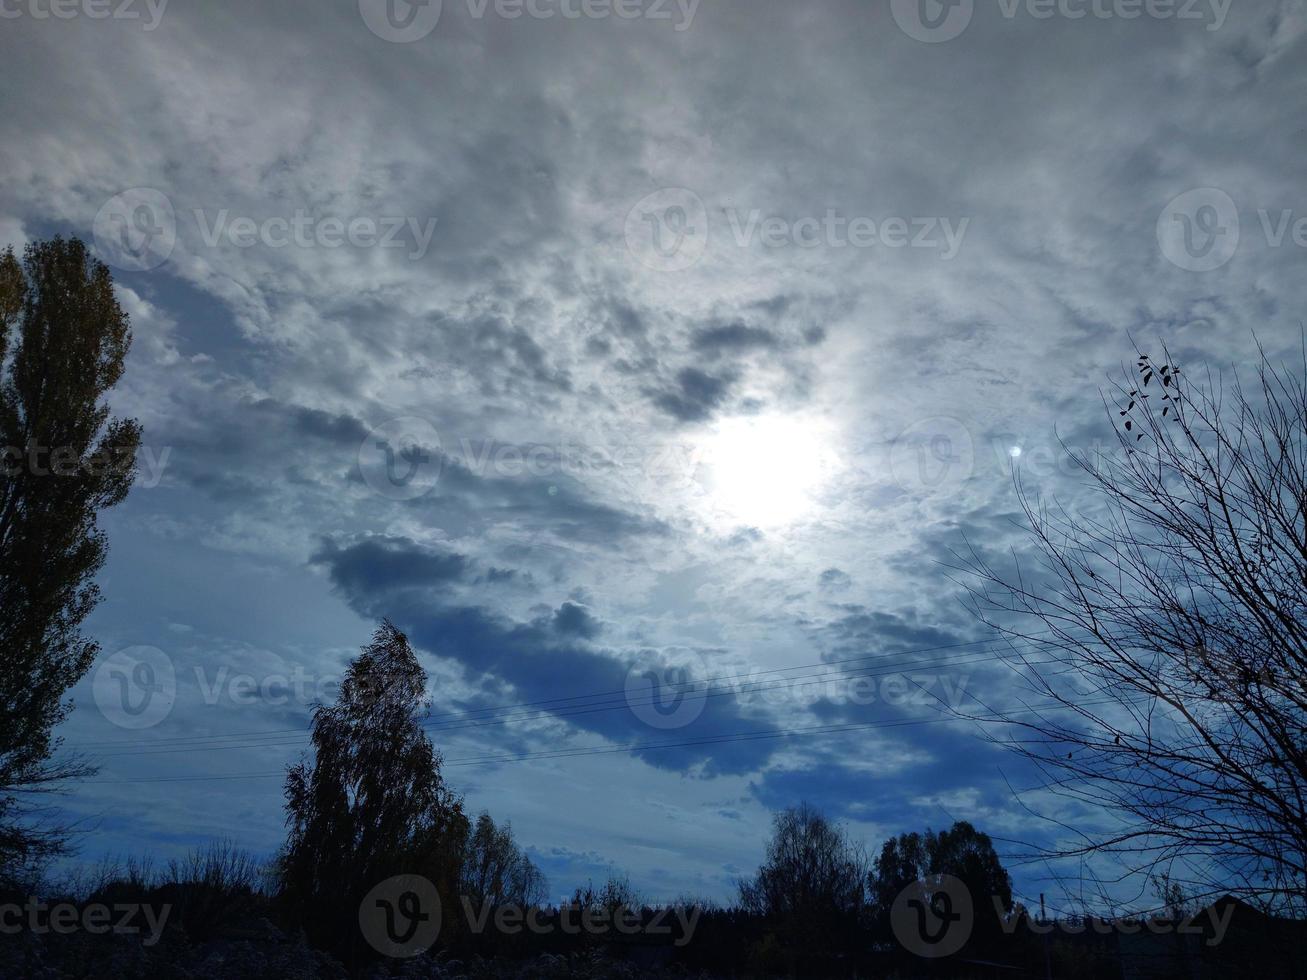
[83,690,1131,785]
[82,646,1055,760]
[71,634,1046,753]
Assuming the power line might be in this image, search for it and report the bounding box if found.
[82,691,1130,785]
[77,719,965,783]
[82,645,1054,760]
[71,634,1042,753]
[440,692,1138,769]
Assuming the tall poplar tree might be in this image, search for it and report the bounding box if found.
[0,237,141,877]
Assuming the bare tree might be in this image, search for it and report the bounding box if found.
[959,343,1307,912]
[739,802,869,953]
[462,811,547,910]
[571,870,643,914]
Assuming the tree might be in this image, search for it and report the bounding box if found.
[0,238,141,878]
[738,802,868,955]
[280,620,469,962]
[571,870,642,914]
[870,820,1012,949]
[929,821,1013,916]
[960,344,1307,912]
[462,811,547,910]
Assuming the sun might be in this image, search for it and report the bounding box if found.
[695,413,836,528]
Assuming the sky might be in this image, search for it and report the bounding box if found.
[1,0,1305,911]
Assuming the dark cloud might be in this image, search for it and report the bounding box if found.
[403,450,669,546]
[153,395,375,507]
[252,398,370,447]
[691,322,779,354]
[312,535,782,776]
[819,568,852,593]
[607,302,646,338]
[820,608,965,660]
[747,733,1051,850]
[649,367,735,423]
[312,536,470,594]
[552,600,601,639]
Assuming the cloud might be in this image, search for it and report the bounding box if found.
[691,322,779,354]
[819,567,852,593]
[312,536,470,593]
[649,367,736,423]
[312,534,783,776]
[9,0,1305,905]
[552,600,601,639]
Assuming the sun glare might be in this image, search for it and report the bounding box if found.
[696,414,835,528]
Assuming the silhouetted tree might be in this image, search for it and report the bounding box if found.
[870,820,1012,949]
[279,620,468,962]
[571,870,642,914]
[961,344,1307,911]
[739,803,868,961]
[1151,870,1194,921]
[0,238,141,878]
[462,811,547,910]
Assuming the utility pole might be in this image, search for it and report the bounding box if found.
[1041,893,1052,980]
